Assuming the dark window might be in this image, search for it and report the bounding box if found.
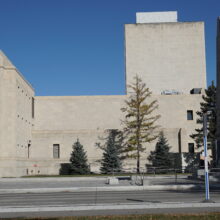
[28,144,31,159]
[187,110,193,120]
[53,144,60,159]
[188,143,195,153]
[32,97,35,118]
[190,88,202,94]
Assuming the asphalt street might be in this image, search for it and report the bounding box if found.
[0,190,220,218]
[0,176,219,218]
[0,190,220,206]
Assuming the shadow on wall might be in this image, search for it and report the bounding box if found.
[59,163,92,175]
[59,163,72,175]
[146,152,200,174]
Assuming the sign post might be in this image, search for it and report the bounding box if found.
[203,113,210,201]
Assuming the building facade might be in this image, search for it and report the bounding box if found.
[0,12,207,177]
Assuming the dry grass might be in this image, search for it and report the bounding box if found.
[2,213,220,220]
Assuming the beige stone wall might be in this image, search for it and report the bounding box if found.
[125,22,207,95]
[0,67,16,158]
[0,63,204,176]
[0,51,34,177]
[31,130,105,173]
[28,93,202,174]
[15,71,34,158]
[30,95,125,173]
[34,96,125,131]
[155,94,203,152]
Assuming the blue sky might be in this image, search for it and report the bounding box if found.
[0,0,219,96]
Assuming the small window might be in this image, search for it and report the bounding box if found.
[187,110,193,120]
[32,97,35,118]
[28,144,31,159]
[190,88,202,94]
[188,143,195,153]
[53,144,60,159]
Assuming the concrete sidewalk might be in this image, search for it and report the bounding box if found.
[0,175,218,193]
[0,184,199,194]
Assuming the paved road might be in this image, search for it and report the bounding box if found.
[0,176,219,218]
[1,190,220,206]
[0,190,220,218]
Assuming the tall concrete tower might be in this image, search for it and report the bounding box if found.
[124,11,207,157]
[125,11,207,94]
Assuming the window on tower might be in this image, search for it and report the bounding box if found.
[187,110,193,120]
[188,143,195,153]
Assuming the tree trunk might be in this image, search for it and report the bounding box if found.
[137,145,140,173]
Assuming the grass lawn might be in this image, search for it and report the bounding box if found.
[2,213,220,220]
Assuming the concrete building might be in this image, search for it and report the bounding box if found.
[0,11,206,177]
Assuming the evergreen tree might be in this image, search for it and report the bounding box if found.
[70,139,90,174]
[121,75,160,173]
[98,130,122,174]
[190,81,217,166]
[148,132,172,168]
